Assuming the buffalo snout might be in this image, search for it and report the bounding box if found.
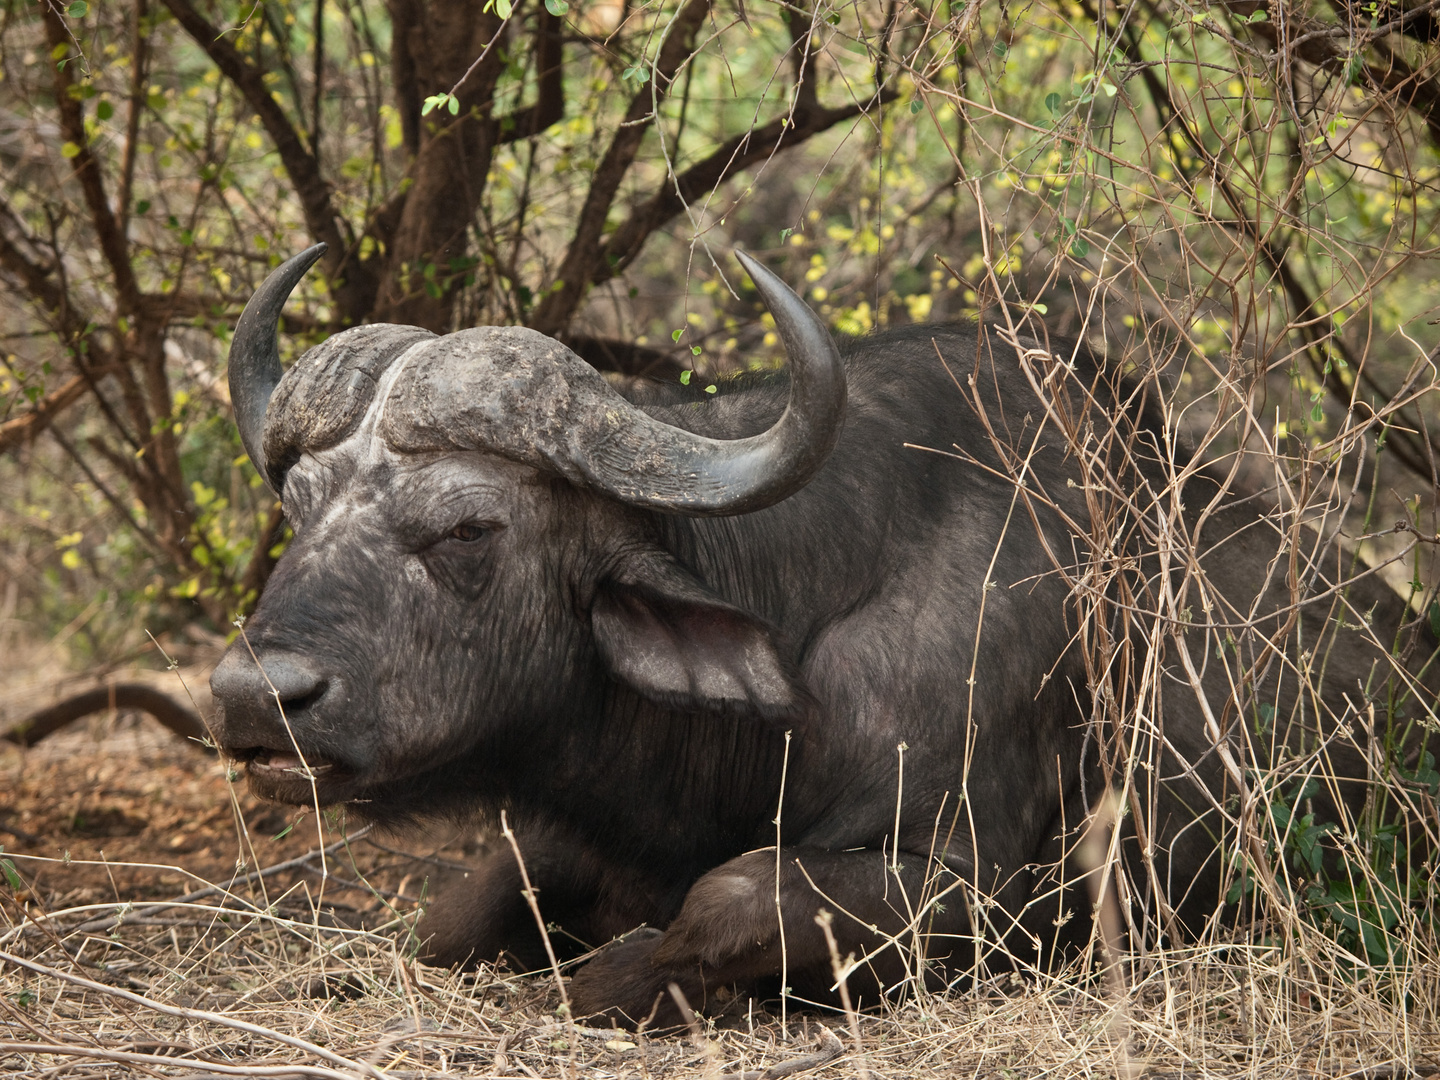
[210,648,356,802]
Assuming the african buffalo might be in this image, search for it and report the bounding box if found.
[211,244,1427,1024]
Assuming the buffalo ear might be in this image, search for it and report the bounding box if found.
[591,556,802,722]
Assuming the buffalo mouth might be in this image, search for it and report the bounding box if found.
[229,746,357,803]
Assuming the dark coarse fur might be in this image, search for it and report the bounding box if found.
[210,320,1428,1027]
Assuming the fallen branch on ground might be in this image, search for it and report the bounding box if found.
[1,684,209,749]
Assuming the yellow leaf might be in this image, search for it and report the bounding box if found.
[60,142,82,159]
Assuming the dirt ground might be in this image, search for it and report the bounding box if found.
[0,713,459,912]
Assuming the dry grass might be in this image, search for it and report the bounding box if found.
[1,709,1437,1079]
[3,875,1437,1078]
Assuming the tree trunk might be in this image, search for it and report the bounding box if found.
[375,0,507,330]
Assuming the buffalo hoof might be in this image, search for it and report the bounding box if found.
[569,928,710,1031]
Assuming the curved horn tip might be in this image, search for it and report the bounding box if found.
[230,243,330,492]
[733,250,823,332]
[280,241,329,280]
[734,249,776,290]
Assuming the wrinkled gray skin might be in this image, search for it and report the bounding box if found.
[211,254,1427,1028]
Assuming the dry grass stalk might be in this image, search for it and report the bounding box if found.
[2,811,1435,1078]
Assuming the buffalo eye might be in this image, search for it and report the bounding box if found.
[450,523,487,543]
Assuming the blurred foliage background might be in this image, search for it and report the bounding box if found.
[2,0,1439,664]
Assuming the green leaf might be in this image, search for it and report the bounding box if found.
[909,99,922,115]
[1401,750,1439,796]
[96,100,113,121]
[1,858,22,891]
[691,345,702,355]
[1045,92,1062,115]
[422,93,460,117]
[1069,237,1090,258]
[60,141,82,159]
[544,0,569,12]
[1428,600,1440,639]
[704,384,717,394]
[679,370,691,385]
[67,0,88,17]
[993,39,1008,57]
[1255,702,1275,734]
[671,328,684,342]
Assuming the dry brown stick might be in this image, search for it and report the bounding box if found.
[814,910,872,1080]
[0,950,393,1079]
[36,827,374,937]
[500,808,576,1077]
[716,1027,844,1080]
[0,683,209,749]
[0,1042,365,1079]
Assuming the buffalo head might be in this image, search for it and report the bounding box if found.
[209,246,845,812]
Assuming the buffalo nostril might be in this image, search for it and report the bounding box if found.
[278,680,329,716]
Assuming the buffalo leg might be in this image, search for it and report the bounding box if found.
[417,827,646,972]
[567,846,973,1027]
[416,842,583,972]
[417,826,688,974]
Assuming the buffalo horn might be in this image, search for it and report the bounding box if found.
[228,243,328,491]
[570,250,846,515]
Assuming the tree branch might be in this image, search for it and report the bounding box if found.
[1109,2,1438,477]
[529,0,714,335]
[388,0,423,157]
[117,0,151,238]
[0,374,89,453]
[596,97,888,288]
[496,9,565,143]
[161,0,375,320]
[41,2,140,313]
[1224,0,1440,149]
[2,684,207,748]
[0,207,70,324]
[368,0,508,327]
[784,0,819,114]
[311,0,326,164]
